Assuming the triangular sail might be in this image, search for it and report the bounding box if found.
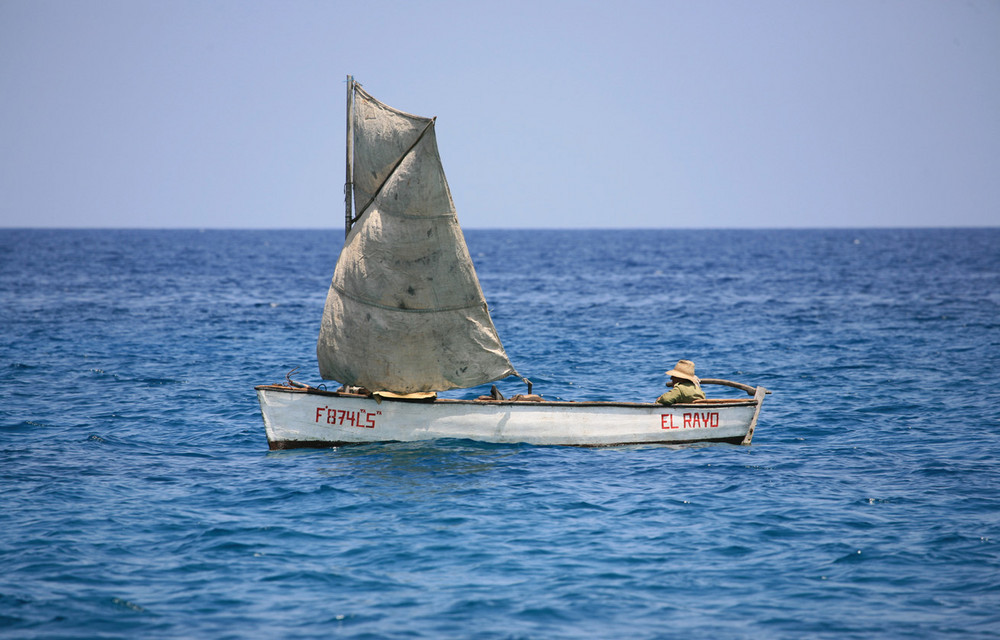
[317,82,517,393]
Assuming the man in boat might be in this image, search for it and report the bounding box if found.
[656,359,706,405]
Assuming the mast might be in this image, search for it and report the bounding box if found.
[344,75,355,239]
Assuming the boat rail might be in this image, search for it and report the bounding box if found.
[700,378,771,396]
[254,382,764,409]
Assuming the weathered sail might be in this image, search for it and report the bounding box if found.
[317,85,516,393]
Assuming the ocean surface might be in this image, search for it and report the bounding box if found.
[1,228,999,639]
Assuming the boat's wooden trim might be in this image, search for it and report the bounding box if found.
[700,378,772,396]
[267,434,748,450]
[741,386,768,446]
[253,384,758,409]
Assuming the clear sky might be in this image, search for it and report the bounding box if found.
[1,0,998,229]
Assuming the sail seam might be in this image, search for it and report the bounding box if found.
[332,282,485,314]
[368,208,455,220]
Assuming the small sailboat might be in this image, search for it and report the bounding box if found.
[255,77,768,449]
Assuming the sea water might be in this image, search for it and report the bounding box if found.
[1,228,998,639]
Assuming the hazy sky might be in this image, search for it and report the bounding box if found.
[2,0,998,229]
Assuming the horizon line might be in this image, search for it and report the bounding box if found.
[2,225,998,232]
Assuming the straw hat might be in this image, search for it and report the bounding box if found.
[665,359,699,384]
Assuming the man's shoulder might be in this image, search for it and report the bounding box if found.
[677,382,705,400]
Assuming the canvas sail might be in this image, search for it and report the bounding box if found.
[317,84,517,393]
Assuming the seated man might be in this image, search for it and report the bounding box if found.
[656,359,706,405]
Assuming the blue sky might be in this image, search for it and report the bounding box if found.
[1,0,998,229]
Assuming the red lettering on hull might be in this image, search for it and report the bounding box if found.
[662,412,720,429]
[314,405,380,429]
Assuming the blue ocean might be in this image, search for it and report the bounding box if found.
[2,228,999,639]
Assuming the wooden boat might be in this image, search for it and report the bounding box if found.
[255,76,768,449]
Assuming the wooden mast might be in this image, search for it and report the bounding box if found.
[344,75,355,239]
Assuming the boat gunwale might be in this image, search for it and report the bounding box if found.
[253,384,761,409]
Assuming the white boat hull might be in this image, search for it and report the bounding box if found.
[255,385,767,448]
